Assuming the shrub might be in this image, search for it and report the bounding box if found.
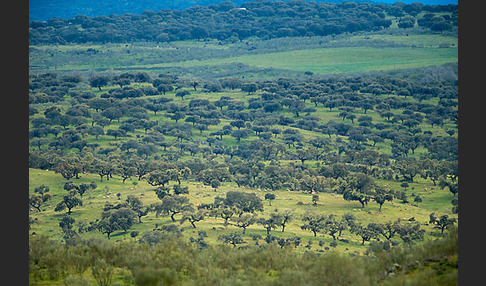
[91,258,114,286]
[131,266,177,286]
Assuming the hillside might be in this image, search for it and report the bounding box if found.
[29,0,458,21]
[29,0,457,45]
[29,0,458,285]
[29,66,458,283]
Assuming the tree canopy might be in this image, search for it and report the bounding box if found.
[29,1,456,45]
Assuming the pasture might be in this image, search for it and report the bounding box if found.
[29,164,454,255]
[29,32,458,78]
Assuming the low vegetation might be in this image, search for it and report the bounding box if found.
[29,227,458,285]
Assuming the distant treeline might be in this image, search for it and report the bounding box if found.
[29,0,457,45]
[28,0,458,22]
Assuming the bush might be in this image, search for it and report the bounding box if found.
[91,258,114,286]
[28,228,458,285]
[131,266,177,286]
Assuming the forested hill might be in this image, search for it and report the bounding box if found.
[29,0,457,45]
[29,0,459,22]
[29,1,384,22]
[29,0,460,22]
[32,1,455,22]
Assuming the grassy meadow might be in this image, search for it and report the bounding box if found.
[29,32,457,77]
[158,46,457,74]
[29,162,454,255]
[29,49,457,249]
[29,13,458,283]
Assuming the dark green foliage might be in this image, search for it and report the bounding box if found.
[63,180,97,198]
[343,173,375,208]
[29,185,52,212]
[224,191,263,215]
[352,222,382,245]
[147,170,171,187]
[397,222,425,244]
[152,195,193,222]
[97,207,137,239]
[272,210,294,232]
[31,1,451,45]
[439,179,458,196]
[233,213,257,234]
[322,214,344,241]
[180,210,205,228]
[218,232,244,248]
[373,186,394,213]
[126,195,150,223]
[301,212,326,237]
[429,213,456,235]
[54,191,83,215]
[175,90,191,101]
[264,193,275,205]
[89,76,110,91]
[257,217,278,235]
[59,216,77,241]
[312,194,319,206]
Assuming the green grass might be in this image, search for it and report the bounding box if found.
[29,28,457,256]
[139,46,457,75]
[347,33,458,48]
[29,165,455,254]
[30,32,458,77]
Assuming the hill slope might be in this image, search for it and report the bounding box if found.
[28,1,458,284]
[29,0,457,45]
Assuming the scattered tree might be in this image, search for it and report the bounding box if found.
[152,195,193,222]
[233,213,257,234]
[55,191,83,215]
[429,213,456,235]
[218,232,245,248]
[264,193,276,206]
[301,212,325,237]
[258,217,278,235]
[89,75,110,91]
[180,210,205,228]
[29,185,53,212]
